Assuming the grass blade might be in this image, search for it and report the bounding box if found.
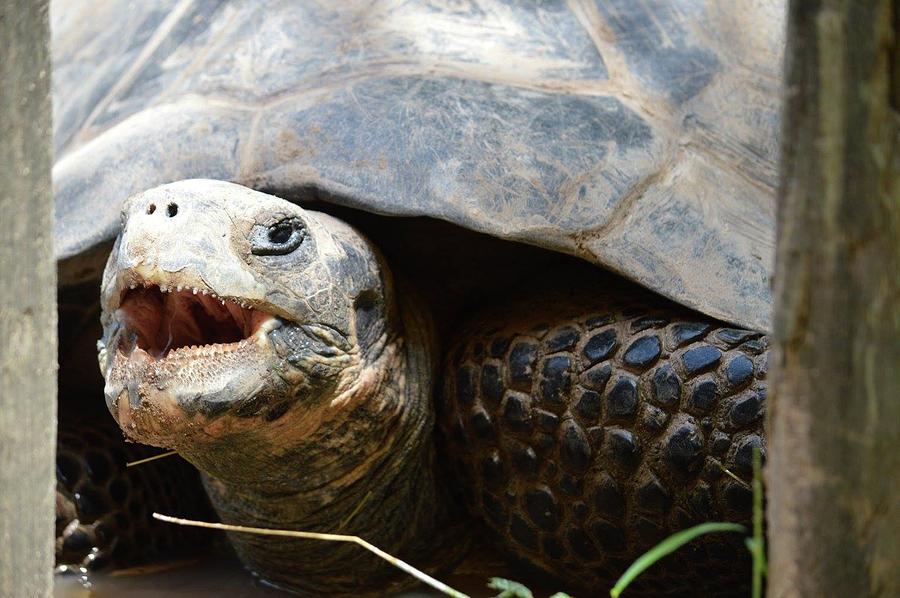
[609,522,746,597]
[750,446,767,598]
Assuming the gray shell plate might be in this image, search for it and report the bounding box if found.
[52,0,784,332]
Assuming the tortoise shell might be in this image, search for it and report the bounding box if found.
[52,0,784,331]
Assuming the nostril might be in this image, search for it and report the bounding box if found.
[147,203,156,214]
[166,203,178,217]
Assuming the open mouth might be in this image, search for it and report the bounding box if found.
[116,284,275,360]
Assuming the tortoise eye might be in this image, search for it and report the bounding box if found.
[251,218,305,255]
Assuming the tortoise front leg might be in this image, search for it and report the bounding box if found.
[55,415,211,571]
[440,286,766,596]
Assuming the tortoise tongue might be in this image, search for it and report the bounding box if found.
[118,285,268,358]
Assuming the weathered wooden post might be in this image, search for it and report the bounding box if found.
[769,0,899,596]
[0,1,56,595]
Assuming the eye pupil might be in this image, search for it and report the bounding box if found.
[251,217,304,256]
[268,223,293,244]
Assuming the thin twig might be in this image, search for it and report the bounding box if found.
[152,513,470,598]
[338,490,373,531]
[126,451,178,467]
[719,464,745,485]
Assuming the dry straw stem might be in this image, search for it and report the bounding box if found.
[126,450,178,467]
[152,513,470,598]
[718,465,745,485]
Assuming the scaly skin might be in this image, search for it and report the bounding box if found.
[441,288,767,596]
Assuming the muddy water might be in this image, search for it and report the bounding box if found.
[54,556,290,597]
[54,554,492,597]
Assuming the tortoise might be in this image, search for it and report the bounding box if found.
[51,0,784,595]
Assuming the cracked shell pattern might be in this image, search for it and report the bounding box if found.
[440,290,767,596]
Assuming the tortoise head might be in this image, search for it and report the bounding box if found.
[98,180,398,480]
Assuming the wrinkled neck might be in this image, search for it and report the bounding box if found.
[199,299,442,594]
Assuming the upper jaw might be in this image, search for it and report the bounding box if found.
[102,260,266,315]
[101,268,281,361]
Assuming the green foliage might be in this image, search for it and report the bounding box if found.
[487,578,573,598]
[748,446,767,598]
[608,522,747,597]
[488,449,769,598]
[488,577,534,598]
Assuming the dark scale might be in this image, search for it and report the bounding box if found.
[629,316,669,334]
[709,429,732,456]
[665,419,704,470]
[489,336,512,358]
[574,389,601,422]
[591,519,627,552]
[635,474,672,514]
[545,326,580,352]
[668,322,710,348]
[480,363,505,407]
[512,444,539,475]
[501,391,533,433]
[593,473,625,518]
[559,420,591,472]
[731,434,766,476]
[723,354,755,388]
[606,427,641,469]
[681,344,723,376]
[622,335,662,369]
[507,341,538,390]
[729,390,765,428]
[584,314,613,329]
[542,536,567,560]
[510,515,540,551]
[650,363,682,409]
[481,491,508,526]
[470,407,495,440]
[715,328,760,347]
[559,474,582,496]
[689,378,719,413]
[524,487,561,531]
[571,501,589,519]
[480,452,506,488]
[539,355,573,412]
[582,362,612,391]
[535,408,560,433]
[440,291,768,594]
[55,416,211,570]
[582,328,618,365]
[742,337,769,355]
[606,376,639,420]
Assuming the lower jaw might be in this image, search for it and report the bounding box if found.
[103,337,283,447]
